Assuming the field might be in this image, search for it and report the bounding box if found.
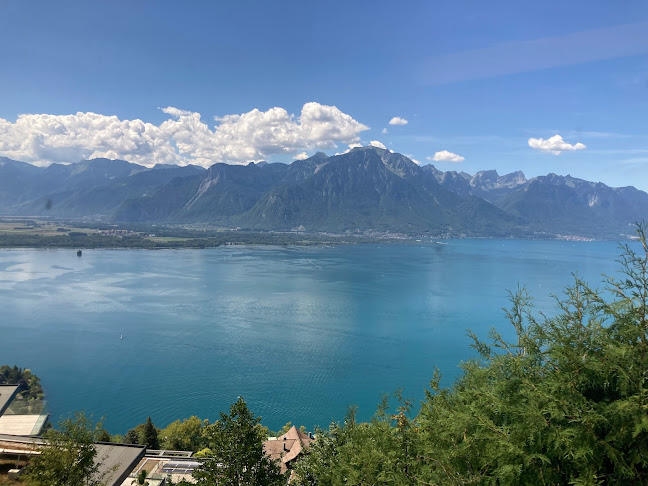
[0,220,100,237]
[0,218,366,249]
[148,236,191,243]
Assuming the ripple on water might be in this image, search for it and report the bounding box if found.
[0,241,630,432]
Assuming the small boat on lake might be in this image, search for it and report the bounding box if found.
[77,250,82,257]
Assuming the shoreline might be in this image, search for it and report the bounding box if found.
[0,234,624,250]
[0,217,632,249]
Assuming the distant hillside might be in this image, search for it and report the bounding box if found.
[424,165,648,237]
[235,148,516,235]
[0,147,646,238]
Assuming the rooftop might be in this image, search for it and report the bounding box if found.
[0,435,145,486]
[0,433,46,455]
[95,442,146,486]
[0,386,19,416]
[263,426,314,474]
[0,414,48,436]
[124,455,198,485]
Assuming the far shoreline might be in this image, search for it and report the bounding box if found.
[0,217,636,249]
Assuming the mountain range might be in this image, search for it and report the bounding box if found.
[1,147,646,238]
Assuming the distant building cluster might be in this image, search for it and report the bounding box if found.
[99,229,138,237]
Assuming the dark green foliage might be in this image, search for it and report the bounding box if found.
[293,397,421,485]
[192,396,286,486]
[124,428,140,445]
[166,479,193,486]
[0,232,221,249]
[0,365,44,413]
[133,469,149,485]
[23,412,109,486]
[0,365,43,401]
[122,419,160,449]
[96,429,111,442]
[295,223,648,485]
[142,416,160,450]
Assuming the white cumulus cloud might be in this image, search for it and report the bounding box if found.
[369,140,387,149]
[528,134,586,155]
[427,150,465,162]
[381,127,388,134]
[293,152,309,160]
[0,102,369,167]
[388,116,408,125]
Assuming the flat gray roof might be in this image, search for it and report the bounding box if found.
[0,434,145,486]
[95,443,146,486]
[0,385,19,415]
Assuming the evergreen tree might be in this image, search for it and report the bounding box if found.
[193,396,286,486]
[124,428,140,445]
[97,429,111,442]
[295,223,648,485]
[294,399,420,485]
[142,416,160,450]
[132,469,149,485]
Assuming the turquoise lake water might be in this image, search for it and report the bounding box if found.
[0,240,630,433]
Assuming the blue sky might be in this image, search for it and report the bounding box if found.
[0,0,647,188]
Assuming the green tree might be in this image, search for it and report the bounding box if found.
[124,428,140,445]
[131,469,149,486]
[0,365,45,413]
[142,416,160,450]
[160,416,208,451]
[295,224,648,485]
[97,429,111,442]
[414,223,648,484]
[294,399,420,485]
[277,422,293,435]
[193,396,286,486]
[23,412,111,486]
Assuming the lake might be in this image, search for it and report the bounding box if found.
[0,240,629,433]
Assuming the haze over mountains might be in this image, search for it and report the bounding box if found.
[1,146,646,238]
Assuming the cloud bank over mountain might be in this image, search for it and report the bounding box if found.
[0,103,369,167]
